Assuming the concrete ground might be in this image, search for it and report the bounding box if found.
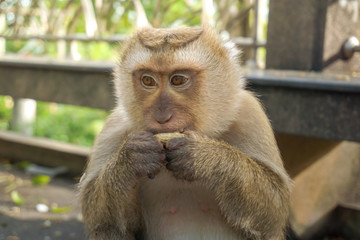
[0,157,356,240]
[0,160,85,240]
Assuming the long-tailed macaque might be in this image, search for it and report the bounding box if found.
[79,26,291,240]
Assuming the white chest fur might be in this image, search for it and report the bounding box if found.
[139,170,239,240]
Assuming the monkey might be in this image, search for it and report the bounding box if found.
[79,25,292,240]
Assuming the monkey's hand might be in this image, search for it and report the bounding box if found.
[124,131,166,178]
[164,131,237,182]
[164,131,211,181]
[165,131,290,239]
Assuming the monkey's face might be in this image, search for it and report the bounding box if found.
[115,27,245,137]
[131,59,204,133]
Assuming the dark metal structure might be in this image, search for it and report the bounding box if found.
[266,0,328,71]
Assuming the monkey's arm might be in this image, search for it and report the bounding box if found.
[80,138,142,239]
[79,113,165,239]
[165,91,291,239]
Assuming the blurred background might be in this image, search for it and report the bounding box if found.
[0,0,269,146]
[0,0,359,239]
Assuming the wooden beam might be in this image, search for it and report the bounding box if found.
[0,57,115,110]
[0,130,89,176]
[1,58,360,142]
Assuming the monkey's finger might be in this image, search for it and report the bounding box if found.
[126,140,164,153]
[128,131,154,141]
[134,159,164,177]
[165,160,177,171]
[166,150,186,168]
[127,132,164,151]
[148,152,167,163]
[181,129,197,137]
[129,152,166,165]
[165,137,188,150]
[166,158,195,182]
[146,162,164,177]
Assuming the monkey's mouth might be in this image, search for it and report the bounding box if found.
[148,127,187,134]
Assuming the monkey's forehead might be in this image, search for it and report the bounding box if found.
[119,27,237,70]
[136,27,204,49]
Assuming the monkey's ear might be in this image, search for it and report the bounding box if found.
[223,40,242,62]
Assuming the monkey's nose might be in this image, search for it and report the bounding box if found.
[155,112,173,124]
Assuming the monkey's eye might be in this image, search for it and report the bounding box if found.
[170,75,188,86]
[141,75,157,87]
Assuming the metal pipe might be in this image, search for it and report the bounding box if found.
[253,0,260,63]
[0,34,266,49]
[341,36,360,60]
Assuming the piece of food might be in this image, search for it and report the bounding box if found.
[155,132,185,144]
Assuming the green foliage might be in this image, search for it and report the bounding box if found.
[15,161,31,170]
[5,40,26,54]
[34,102,108,146]
[45,41,59,57]
[11,190,25,206]
[77,42,118,60]
[2,0,205,58]
[140,0,201,28]
[50,205,72,214]
[163,1,201,27]
[32,175,51,186]
[0,96,107,147]
[0,96,108,146]
[0,96,13,130]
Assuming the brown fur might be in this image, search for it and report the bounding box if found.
[138,27,203,49]
[79,26,291,240]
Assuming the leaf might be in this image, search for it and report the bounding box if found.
[32,175,51,186]
[11,191,25,206]
[51,205,72,214]
[16,161,31,170]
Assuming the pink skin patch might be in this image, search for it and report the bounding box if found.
[199,203,209,213]
[169,206,177,214]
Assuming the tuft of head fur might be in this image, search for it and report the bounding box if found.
[114,26,245,137]
[138,27,203,49]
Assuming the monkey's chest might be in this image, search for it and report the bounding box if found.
[139,170,238,240]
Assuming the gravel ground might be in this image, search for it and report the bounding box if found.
[0,160,86,240]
